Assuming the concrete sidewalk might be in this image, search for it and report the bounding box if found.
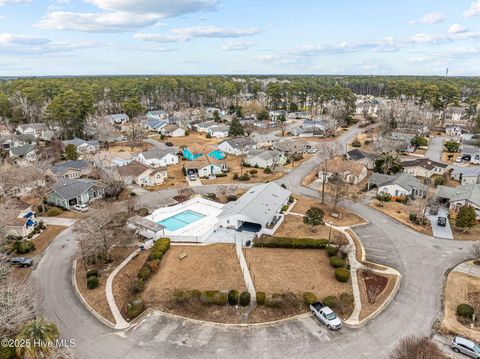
[38,217,78,226]
[453,261,480,277]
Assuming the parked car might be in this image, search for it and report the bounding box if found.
[310,301,342,330]
[451,336,480,358]
[437,216,447,227]
[429,205,439,215]
[455,157,462,163]
[73,204,89,212]
[10,257,33,267]
[165,142,174,147]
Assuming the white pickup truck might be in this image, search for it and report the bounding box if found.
[310,302,342,330]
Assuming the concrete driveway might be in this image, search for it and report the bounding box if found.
[426,205,454,240]
[186,175,202,186]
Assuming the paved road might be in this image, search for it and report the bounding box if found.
[425,136,445,162]
[35,125,473,359]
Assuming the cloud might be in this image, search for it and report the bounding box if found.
[35,0,218,32]
[448,23,468,34]
[464,0,480,17]
[221,41,255,51]
[409,11,445,25]
[35,11,161,32]
[0,0,31,5]
[288,37,399,56]
[135,26,260,42]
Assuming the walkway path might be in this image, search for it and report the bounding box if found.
[105,249,140,329]
[453,261,480,277]
[236,241,256,302]
[38,217,77,226]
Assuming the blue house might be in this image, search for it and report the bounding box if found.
[182,143,225,161]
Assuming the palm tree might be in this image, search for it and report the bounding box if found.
[16,317,60,359]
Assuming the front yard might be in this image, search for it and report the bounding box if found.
[275,214,347,243]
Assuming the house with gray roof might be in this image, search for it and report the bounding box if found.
[47,160,92,179]
[9,144,37,161]
[47,179,105,209]
[106,113,129,124]
[250,133,279,148]
[145,118,167,133]
[451,166,480,185]
[461,145,480,164]
[218,182,291,232]
[368,172,426,198]
[16,123,48,139]
[208,124,230,138]
[273,140,307,155]
[62,138,99,154]
[146,110,168,121]
[218,137,256,156]
[133,149,178,167]
[244,149,287,169]
[436,184,480,218]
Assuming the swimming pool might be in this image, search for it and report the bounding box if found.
[158,210,206,231]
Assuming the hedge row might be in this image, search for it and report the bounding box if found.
[173,289,251,306]
[254,236,329,249]
[148,238,171,261]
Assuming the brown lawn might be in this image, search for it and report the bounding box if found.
[27,225,65,257]
[275,215,347,243]
[441,270,480,341]
[108,142,152,153]
[246,248,352,301]
[155,132,222,147]
[358,269,398,321]
[370,201,433,236]
[145,163,188,190]
[449,216,480,240]
[292,196,365,226]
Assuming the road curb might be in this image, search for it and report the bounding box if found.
[71,257,117,329]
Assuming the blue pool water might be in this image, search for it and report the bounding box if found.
[158,210,206,231]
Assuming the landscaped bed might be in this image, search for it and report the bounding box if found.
[450,222,480,241]
[357,269,397,321]
[441,269,480,341]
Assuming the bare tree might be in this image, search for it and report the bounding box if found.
[329,172,349,210]
[177,186,194,200]
[390,335,445,359]
[466,288,480,321]
[216,185,237,201]
[471,241,480,259]
[316,142,341,204]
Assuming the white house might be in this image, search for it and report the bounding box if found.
[244,149,287,169]
[9,144,37,162]
[106,114,129,125]
[183,155,228,178]
[437,184,480,219]
[145,119,168,133]
[461,146,480,165]
[193,121,216,133]
[401,158,447,178]
[218,182,290,232]
[451,167,480,185]
[368,172,427,198]
[160,124,186,137]
[318,158,368,185]
[117,161,167,186]
[134,149,179,167]
[62,138,99,154]
[445,125,463,136]
[208,125,229,138]
[146,110,168,121]
[218,137,256,156]
[251,133,279,148]
[16,123,48,139]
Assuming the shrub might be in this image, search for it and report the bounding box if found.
[206,133,212,138]
[87,276,99,289]
[376,193,392,202]
[132,279,145,293]
[149,238,170,261]
[137,207,149,216]
[265,293,283,308]
[323,295,338,308]
[0,344,16,359]
[14,240,35,254]
[39,222,47,230]
[173,290,200,305]
[351,140,361,147]
[238,174,250,181]
[239,291,251,306]
[253,236,328,249]
[281,204,289,213]
[264,167,272,174]
[249,169,258,176]
[228,290,239,305]
[288,195,294,203]
[256,292,266,305]
[227,195,237,202]
[434,177,444,186]
[86,269,98,278]
[46,207,63,217]
[326,246,338,257]
[457,303,474,318]
[330,256,345,268]
[303,292,317,305]
[137,266,151,281]
[146,259,161,272]
[200,291,228,306]
[409,213,417,222]
[127,296,144,318]
[205,193,216,200]
[335,268,350,283]
[232,173,239,180]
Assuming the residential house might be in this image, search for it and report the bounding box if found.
[146,110,168,121]
[461,146,480,164]
[207,125,230,138]
[117,161,167,186]
[436,184,480,218]
[218,137,256,156]
[160,124,186,137]
[251,133,279,148]
[445,125,463,136]
[9,144,37,162]
[182,143,225,161]
[47,160,92,179]
[47,179,105,209]
[0,134,22,150]
[183,155,228,178]
[368,172,427,198]
[244,149,287,169]
[205,107,226,119]
[16,123,48,139]
[4,201,38,238]
[62,138,99,154]
[318,158,368,185]
[218,182,290,232]
[134,149,178,167]
[106,114,129,125]
[273,141,307,156]
[0,165,45,197]
[401,158,447,178]
[346,149,377,170]
[444,106,467,126]
[144,118,167,133]
[193,121,217,133]
[450,167,480,185]
[388,132,415,152]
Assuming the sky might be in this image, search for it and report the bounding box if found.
[0,0,479,76]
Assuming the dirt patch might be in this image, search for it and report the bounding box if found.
[451,223,480,241]
[370,201,433,236]
[275,215,347,243]
[57,211,89,220]
[441,271,480,341]
[362,271,388,304]
[292,196,365,226]
[246,248,351,302]
[158,132,222,147]
[248,295,308,323]
[145,163,188,190]
[302,169,317,187]
[358,269,397,321]
[75,246,136,324]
